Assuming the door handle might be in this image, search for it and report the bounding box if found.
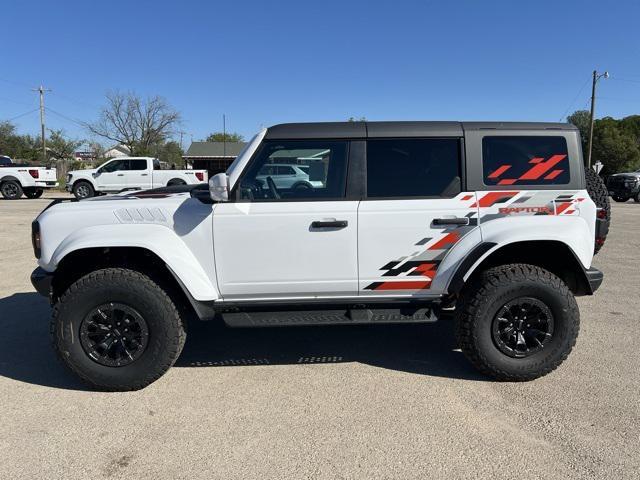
[311,220,348,229]
[117,173,124,176]
[433,217,470,226]
[141,173,148,176]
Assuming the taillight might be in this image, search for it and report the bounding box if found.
[596,208,607,220]
[29,169,39,179]
[195,172,204,181]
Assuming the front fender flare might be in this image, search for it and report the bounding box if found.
[49,224,220,301]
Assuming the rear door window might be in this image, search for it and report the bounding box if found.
[482,136,570,186]
[366,138,461,198]
[130,159,147,170]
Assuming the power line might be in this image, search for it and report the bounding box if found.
[0,76,34,89]
[50,91,101,110]
[608,76,640,84]
[0,96,35,107]
[47,107,86,127]
[4,108,40,122]
[559,76,591,121]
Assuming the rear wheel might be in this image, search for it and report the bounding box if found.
[612,195,628,203]
[72,181,94,200]
[1,180,23,199]
[635,192,640,203]
[51,268,186,391]
[585,168,610,254]
[24,188,44,199]
[455,264,579,381]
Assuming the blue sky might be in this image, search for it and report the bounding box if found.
[1,0,639,147]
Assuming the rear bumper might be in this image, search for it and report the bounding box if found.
[31,267,53,299]
[34,181,59,188]
[586,267,604,294]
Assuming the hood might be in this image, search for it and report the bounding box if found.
[68,168,97,176]
[609,171,640,178]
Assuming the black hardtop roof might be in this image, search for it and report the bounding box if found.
[265,121,577,139]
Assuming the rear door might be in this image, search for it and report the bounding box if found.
[127,159,152,189]
[213,140,359,300]
[358,137,481,296]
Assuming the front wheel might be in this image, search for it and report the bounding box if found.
[455,264,579,381]
[24,188,44,199]
[51,268,186,391]
[635,192,640,203]
[72,181,94,200]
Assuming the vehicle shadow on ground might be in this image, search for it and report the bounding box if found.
[0,292,485,391]
[0,292,87,390]
[176,317,486,381]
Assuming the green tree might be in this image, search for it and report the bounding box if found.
[155,140,184,167]
[592,122,640,174]
[205,132,244,142]
[45,129,83,164]
[567,110,590,155]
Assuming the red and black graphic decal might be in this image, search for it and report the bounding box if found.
[486,154,567,186]
[365,220,473,291]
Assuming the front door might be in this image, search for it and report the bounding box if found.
[95,159,129,191]
[358,138,481,296]
[213,140,358,300]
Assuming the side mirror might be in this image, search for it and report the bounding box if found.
[92,172,98,178]
[209,173,229,202]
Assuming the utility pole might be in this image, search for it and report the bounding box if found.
[587,70,609,169]
[32,85,51,163]
[222,114,226,158]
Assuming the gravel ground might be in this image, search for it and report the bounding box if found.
[0,193,638,480]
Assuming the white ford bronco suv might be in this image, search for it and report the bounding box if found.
[30,122,610,391]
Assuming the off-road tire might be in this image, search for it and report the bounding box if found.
[72,181,94,200]
[1,180,23,199]
[24,188,44,199]
[585,168,610,254]
[455,264,579,381]
[51,268,186,391]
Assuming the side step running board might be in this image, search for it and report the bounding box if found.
[221,306,438,328]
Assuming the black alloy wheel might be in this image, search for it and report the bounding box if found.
[79,303,149,367]
[491,297,554,358]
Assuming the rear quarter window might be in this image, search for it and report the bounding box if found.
[482,136,570,186]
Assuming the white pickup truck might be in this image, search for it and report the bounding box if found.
[0,156,59,199]
[66,157,208,199]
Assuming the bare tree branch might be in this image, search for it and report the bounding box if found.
[84,91,181,155]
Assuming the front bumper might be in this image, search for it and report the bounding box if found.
[608,186,639,198]
[586,267,604,294]
[31,267,53,299]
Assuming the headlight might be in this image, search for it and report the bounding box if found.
[66,173,72,183]
[31,221,41,259]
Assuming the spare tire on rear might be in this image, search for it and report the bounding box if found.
[585,167,610,255]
